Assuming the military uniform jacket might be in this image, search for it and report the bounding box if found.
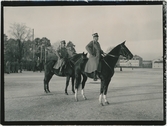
[56,47,68,59]
[85,40,103,73]
[66,46,76,58]
[54,47,68,69]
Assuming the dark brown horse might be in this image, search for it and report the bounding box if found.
[74,41,133,106]
[44,52,87,95]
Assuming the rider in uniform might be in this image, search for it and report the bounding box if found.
[66,41,76,57]
[85,33,104,81]
[54,40,68,75]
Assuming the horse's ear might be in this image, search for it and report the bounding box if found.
[122,40,126,45]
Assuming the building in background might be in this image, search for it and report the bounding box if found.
[142,60,152,68]
[119,55,143,68]
[152,58,163,68]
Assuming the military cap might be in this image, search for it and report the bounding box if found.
[68,41,75,47]
[92,33,99,37]
[60,40,66,44]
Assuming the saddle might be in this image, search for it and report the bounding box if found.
[53,58,72,75]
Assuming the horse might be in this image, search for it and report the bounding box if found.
[33,61,44,72]
[44,41,88,95]
[74,41,133,106]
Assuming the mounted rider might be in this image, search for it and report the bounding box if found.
[53,40,69,75]
[66,41,76,57]
[84,33,104,81]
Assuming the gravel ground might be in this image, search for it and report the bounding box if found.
[3,68,164,123]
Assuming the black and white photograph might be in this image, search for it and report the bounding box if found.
[2,1,165,125]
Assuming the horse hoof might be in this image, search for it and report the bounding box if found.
[100,103,104,106]
[46,89,51,93]
[105,101,110,105]
[44,90,48,93]
[84,97,87,100]
[72,91,75,94]
[65,92,68,95]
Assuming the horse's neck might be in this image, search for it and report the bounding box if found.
[105,46,121,68]
[108,45,120,56]
[70,53,81,63]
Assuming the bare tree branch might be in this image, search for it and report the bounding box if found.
[9,23,32,42]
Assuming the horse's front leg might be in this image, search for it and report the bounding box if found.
[99,93,104,106]
[103,79,111,105]
[103,94,109,105]
[99,78,105,106]
[71,76,75,94]
[65,76,70,95]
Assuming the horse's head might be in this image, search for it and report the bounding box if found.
[119,41,133,60]
[81,52,88,60]
[69,52,87,65]
[67,41,75,48]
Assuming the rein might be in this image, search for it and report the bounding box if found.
[74,57,85,65]
[102,59,113,71]
[68,55,83,66]
[72,57,81,65]
[104,53,119,58]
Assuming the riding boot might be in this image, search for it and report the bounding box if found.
[93,71,98,81]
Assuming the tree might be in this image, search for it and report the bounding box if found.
[23,40,33,61]
[4,38,19,62]
[33,37,51,62]
[4,34,8,56]
[9,23,33,65]
[40,37,51,47]
[9,23,32,42]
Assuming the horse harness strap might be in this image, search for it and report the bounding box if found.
[74,57,82,65]
[102,59,113,71]
[105,53,119,58]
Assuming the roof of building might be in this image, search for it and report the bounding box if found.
[143,60,152,62]
[154,60,163,63]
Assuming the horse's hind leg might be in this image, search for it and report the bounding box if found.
[81,74,87,100]
[65,76,70,95]
[75,73,81,101]
[44,71,54,93]
[99,78,105,106]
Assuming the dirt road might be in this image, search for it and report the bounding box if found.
[4,68,164,123]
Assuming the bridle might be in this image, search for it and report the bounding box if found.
[67,54,87,68]
[102,44,130,71]
[104,53,119,58]
[120,44,130,62]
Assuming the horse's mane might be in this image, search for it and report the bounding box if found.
[106,42,123,55]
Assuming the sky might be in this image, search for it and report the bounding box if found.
[4,5,163,60]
